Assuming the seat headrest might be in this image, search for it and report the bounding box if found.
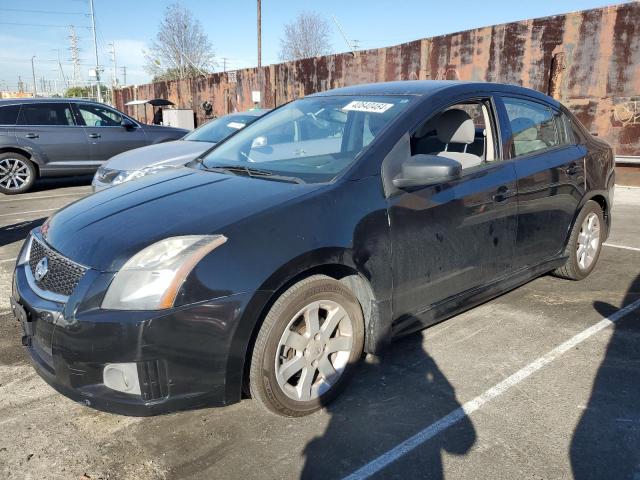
[511,117,538,141]
[436,109,475,145]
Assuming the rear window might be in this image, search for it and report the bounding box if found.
[0,104,21,125]
[17,103,75,126]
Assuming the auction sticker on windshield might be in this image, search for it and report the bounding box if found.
[227,122,246,129]
[342,101,394,113]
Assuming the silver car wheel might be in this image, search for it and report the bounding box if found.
[0,157,31,191]
[577,212,601,270]
[275,300,354,402]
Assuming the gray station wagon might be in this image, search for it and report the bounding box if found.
[0,98,188,194]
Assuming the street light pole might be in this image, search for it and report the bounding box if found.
[31,56,37,98]
[257,0,261,68]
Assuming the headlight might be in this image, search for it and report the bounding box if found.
[112,165,179,186]
[102,235,227,310]
[94,166,120,184]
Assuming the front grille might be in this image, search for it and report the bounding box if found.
[138,360,169,400]
[28,237,87,297]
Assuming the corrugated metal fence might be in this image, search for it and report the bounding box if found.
[115,2,640,156]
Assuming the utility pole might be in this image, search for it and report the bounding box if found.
[68,26,80,88]
[121,66,127,86]
[89,0,103,103]
[222,57,228,72]
[257,0,261,68]
[55,49,69,89]
[352,40,360,51]
[31,56,37,98]
[109,42,117,87]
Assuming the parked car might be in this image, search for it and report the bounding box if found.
[11,81,614,417]
[0,98,188,194]
[92,110,268,191]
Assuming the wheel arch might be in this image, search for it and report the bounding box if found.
[0,147,39,173]
[235,252,384,400]
[562,192,610,253]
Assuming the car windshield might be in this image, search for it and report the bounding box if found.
[184,114,260,143]
[197,95,414,184]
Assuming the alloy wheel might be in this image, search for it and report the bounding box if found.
[275,300,354,402]
[0,158,31,192]
[577,212,601,270]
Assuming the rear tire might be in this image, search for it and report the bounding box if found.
[249,275,364,417]
[552,200,604,280]
[0,153,36,195]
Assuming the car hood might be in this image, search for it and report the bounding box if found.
[45,168,321,271]
[103,140,215,171]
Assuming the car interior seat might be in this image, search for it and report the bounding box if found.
[511,117,547,156]
[427,109,482,169]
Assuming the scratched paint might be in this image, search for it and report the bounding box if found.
[115,2,640,156]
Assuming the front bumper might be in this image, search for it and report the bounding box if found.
[11,263,252,416]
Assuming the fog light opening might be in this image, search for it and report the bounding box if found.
[103,363,141,395]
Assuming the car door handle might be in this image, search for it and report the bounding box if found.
[24,133,39,139]
[565,163,579,175]
[88,133,101,139]
[492,185,512,202]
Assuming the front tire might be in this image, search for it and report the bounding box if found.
[249,275,364,417]
[553,200,604,280]
[0,153,37,195]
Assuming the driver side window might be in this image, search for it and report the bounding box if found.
[410,100,497,170]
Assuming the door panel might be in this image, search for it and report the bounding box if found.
[389,160,518,327]
[512,146,585,267]
[498,96,586,268]
[15,102,91,170]
[74,103,147,161]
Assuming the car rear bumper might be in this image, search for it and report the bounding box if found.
[11,263,251,416]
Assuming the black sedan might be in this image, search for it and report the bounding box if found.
[10,81,614,417]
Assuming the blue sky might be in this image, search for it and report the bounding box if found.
[0,0,630,92]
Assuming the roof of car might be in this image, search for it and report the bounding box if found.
[0,97,110,105]
[309,80,559,106]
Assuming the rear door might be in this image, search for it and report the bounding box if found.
[73,102,147,161]
[497,96,585,269]
[16,102,92,173]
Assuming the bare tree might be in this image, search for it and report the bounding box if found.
[144,2,215,81]
[279,12,332,61]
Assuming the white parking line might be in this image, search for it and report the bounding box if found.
[0,192,86,203]
[604,243,640,252]
[343,298,640,480]
[0,208,57,218]
[0,258,16,264]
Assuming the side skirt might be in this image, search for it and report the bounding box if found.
[390,256,567,339]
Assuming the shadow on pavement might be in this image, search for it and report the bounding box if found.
[570,273,640,479]
[29,175,93,193]
[302,330,476,479]
[0,218,46,248]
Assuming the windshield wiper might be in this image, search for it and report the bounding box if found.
[205,165,306,184]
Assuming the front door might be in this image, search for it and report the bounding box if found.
[498,96,586,269]
[73,102,147,161]
[387,98,518,332]
[15,102,92,174]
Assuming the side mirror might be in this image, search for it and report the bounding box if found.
[121,118,136,130]
[393,154,462,188]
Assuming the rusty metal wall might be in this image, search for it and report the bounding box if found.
[115,2,640,156]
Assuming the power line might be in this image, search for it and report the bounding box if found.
[0,8,87,15]
[0,22,91,29]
